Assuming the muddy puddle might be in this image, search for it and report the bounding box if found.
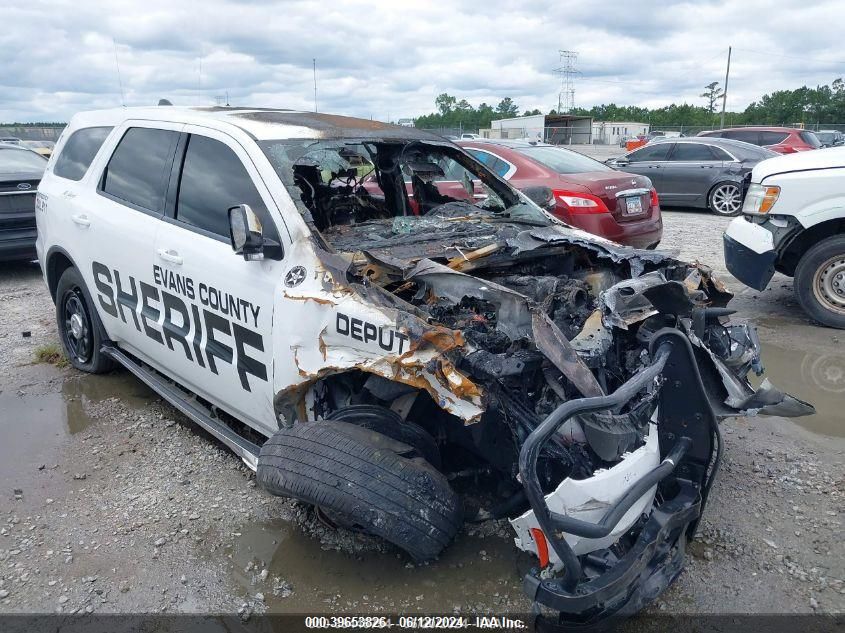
[225,519,533,612]
[754,341,844,438]
[0,372,153,487]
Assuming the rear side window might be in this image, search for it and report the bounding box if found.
[668,143,717,161]
[627,143,671,162]
[176,134,271,239]
[101,127,179,213]
[466,149,512,178]
[709,146,734,160]
[798,131,822,148]
[759,131,789,145]
[53,126,113,181]
[723,130,760,144]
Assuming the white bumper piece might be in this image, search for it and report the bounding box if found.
[724,217,775,255]
[510,423,660,570]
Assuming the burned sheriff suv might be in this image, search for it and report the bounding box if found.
[36,108,812,626]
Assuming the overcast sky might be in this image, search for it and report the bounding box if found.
[3,0,844,123]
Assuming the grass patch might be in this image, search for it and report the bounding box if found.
[34,344,69,368]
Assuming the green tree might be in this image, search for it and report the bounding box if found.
[435,93,456,116]
[700,82,724,114]
[495,97,519,118]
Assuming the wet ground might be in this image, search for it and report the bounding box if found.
[0,211,843,619]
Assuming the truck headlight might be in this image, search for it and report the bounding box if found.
[742,183,780,214]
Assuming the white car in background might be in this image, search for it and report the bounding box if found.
[724,147,845,328]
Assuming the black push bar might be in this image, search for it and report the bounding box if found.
[518,341,675,592]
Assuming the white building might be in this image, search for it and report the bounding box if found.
[486,114,593,144]
[591,121,649,146]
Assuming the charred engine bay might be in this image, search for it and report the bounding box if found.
[284,137,756,493]
[330,216,684,490]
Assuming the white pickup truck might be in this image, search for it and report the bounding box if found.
[724,147,845,328]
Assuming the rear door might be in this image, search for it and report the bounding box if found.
[616,143,671,190]
[59,122,181,354]
[659,142,725,206]
[152,126,285,434]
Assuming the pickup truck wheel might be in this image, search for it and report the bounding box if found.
[257,421,462,561]
[326,405,441,468]
[795,235,845,329]
[56,267,114,373]
[708,182,743,216]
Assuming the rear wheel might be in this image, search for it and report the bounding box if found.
[708,182,743,216]
[257,421,462,561]
[55,267,114,373]
[795,235,845,329]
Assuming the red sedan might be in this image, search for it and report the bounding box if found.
[459,140,662,249]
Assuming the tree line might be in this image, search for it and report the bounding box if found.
[414,79,845,130]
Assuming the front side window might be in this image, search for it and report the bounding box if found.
[53,126,112,181]
[627,143,671,162]
[668,143,717,161]
[723,130,760,144]
[176,134,272,239]
[101,127,179,212]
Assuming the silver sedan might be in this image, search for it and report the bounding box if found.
[605,137,777,216]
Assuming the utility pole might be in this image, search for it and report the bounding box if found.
[720,46,731,129]
[313,58,318,112]
[554,50,578,114]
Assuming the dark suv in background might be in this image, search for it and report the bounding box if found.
[697,126,821,154]
[0,144,47,261]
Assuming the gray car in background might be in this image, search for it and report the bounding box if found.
[605,137,777,216]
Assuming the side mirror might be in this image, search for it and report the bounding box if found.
[229,204,266,261]
[610,157,627,167]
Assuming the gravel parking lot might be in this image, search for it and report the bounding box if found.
[0,210,842,619]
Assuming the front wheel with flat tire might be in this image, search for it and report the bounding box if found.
[794,235,845,329]
[56,267,114,372]
[708,182,743,216]
[257,421,462,561]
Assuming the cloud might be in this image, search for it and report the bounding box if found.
[1,0,842,123]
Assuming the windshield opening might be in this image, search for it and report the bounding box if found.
[259,138,549,251]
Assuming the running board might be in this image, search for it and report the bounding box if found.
[101,344,261,471]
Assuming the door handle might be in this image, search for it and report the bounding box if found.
[700,165,713,169]
[157,248,183,265]
[648,165,661,169]
[71,214,91,227]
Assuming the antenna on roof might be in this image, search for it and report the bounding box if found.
[313,58,318,112]
[112,38,126,107]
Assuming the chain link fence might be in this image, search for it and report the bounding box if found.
[0,125,66,142]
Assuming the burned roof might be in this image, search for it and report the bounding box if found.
[206,108,446,142]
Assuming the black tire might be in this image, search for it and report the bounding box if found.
[794,235,845,329]
[55,267,114,373]
[708,181,743,216]
[257,421,462,561]
[326,405,441,468]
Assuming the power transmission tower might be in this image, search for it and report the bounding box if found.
[555,50,578,113]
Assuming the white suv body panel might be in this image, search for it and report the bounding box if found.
[723,147,845,292]
[37,107,484,437]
